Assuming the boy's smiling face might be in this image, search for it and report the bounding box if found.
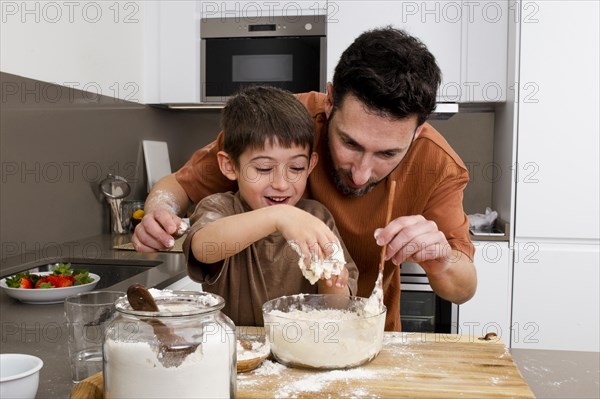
[219,140,318,210]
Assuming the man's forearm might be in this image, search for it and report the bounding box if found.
[144,174,192,216]
[424,250,477,304]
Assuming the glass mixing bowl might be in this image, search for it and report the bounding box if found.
[262,294,386,370]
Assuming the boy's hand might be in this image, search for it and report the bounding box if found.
[274,206,340,266]
[323,266,349,289]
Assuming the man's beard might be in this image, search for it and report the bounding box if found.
[324,118,382,197]
[331,168,381,197]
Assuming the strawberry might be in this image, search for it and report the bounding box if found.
[19,277,33,289]
[35,277,54,289]
[52,275,75,288]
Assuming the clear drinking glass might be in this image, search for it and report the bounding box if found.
[120,200,144,232]
[64,291,125,383]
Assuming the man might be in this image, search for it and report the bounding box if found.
[132,27,477,331]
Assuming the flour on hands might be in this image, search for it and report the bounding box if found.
[287,241,346,284]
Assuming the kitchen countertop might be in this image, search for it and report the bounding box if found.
[510,348,599,398]
[1,235,598,398]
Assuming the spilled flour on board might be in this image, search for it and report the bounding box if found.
[238,362,382,398]
[275,368,378,398]
[237,360,285,387]
[252,360,286,375]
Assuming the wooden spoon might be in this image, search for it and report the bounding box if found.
[126,283,199,368]
[367,180,397,311]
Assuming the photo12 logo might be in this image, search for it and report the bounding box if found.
[200,1,327,21]
[397,1,540,24]
[1,241,104,263]
[1,1,140,24]
[1,161,138,185]
[1,80,140,104]
[400,1,502,24]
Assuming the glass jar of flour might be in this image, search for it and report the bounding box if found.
[103,291,236,398]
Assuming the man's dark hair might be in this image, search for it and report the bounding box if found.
[332,27,441,126]
[222,86,314,165]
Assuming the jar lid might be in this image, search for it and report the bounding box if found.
[115,290,225,317]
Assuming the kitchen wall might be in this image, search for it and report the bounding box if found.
[430,111,496,216]
[0,72,220,265]
[1,71,495,267]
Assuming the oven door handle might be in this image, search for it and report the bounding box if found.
[400,283,433,292]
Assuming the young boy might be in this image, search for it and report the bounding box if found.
[183,86,358,326]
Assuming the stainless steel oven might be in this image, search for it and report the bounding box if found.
[401,262,458,333]
[200,15,326,103]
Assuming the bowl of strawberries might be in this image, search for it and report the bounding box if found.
[0,263,99,304]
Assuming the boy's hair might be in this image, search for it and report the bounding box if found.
[222,86,315,166]
[332,26,441,126]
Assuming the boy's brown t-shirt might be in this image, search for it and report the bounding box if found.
[183,192,359,327]
[176,92,474,331]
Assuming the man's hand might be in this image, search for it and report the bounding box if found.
[374,215,451,269]
[374,215,476,303]
[130,174,192,252]
[131,209,184,252]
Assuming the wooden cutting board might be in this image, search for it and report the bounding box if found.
[238,333,534,399]
[71,333,534,399]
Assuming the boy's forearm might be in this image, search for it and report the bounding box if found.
[191,206,284,264]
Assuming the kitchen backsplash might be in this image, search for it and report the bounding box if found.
[0,72,220,263]
[1,72,494,265]
[430,111,495,217]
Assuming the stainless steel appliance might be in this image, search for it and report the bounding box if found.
[200,15,327,103]
[400,262,458,333]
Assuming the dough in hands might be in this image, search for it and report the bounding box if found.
[287,241,346,284]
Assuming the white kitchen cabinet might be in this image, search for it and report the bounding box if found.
[144,1,202,104]
[0,1,146,102]
[327,1,508,102]
[0,0,188,104]
[508,0,600,353]
[514,0,599,240]
[458,241,512,342]
[511,242,599,351]
[463,0,508,102]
